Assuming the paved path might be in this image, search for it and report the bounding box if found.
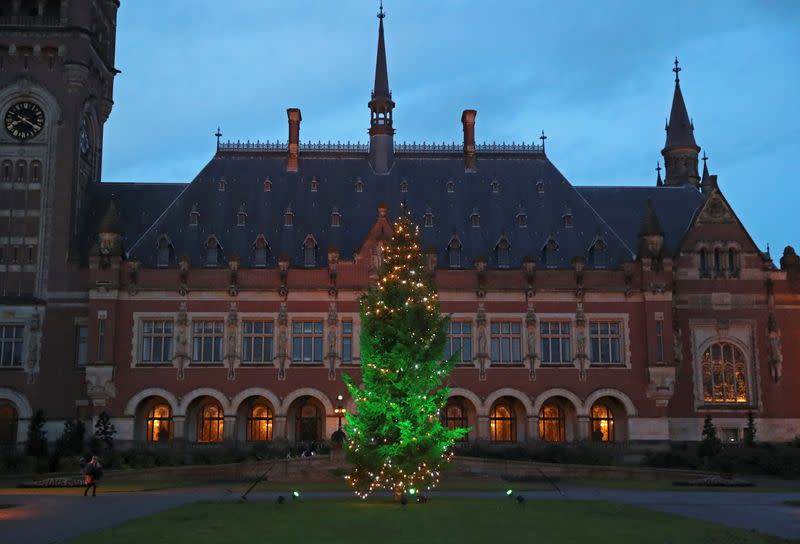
[1,485,798,543]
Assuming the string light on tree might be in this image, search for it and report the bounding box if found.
[343,203,468,499]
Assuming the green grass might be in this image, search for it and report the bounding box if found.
[66,499,789,544]
[565,478,800,493]
[0,480,195,494]
[232,478,551,493]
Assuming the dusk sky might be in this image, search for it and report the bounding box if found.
[103,1,800,256]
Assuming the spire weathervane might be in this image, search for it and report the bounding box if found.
[539,130,547,152]
[656,161,662,175]
[673,57,681,83]
[378,0,385,19]
[215,126,222,150]
[702,151,708,166]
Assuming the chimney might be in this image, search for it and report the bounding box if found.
[287,108,301,172]
[461,109,477,172]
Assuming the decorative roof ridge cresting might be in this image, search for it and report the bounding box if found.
[217,140,545,155]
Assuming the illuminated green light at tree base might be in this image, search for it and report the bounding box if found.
[292,491,300,498]
[506,489,514,496]
[343,204,469,499]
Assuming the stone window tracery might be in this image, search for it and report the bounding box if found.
[146,404,172,442]
[247,403,273,441]
[539,402,565,442]
[198,401,224,443]
[490,401,515,442]
[590,402,614,442]
[441,400,467,441]
[701,341,748,404]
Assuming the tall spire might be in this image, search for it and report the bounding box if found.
[661,57,701,187]
[368,1,395,174]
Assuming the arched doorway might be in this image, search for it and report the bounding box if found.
[235,396,274,443]
[589,397,628,442]
[538,401,565,442]
[489,398,520,442]
[146,403,172,442]
[290,396,324,443]
[441,398,469,442]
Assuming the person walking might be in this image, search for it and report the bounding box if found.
[83,455,102,497]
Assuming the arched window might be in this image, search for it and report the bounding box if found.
[536,180,545,193]
[198,401,224,443]
[0,404,18,445]
[146,403,172,442]
[330,208,341,227]
[284,206,294,227]
[702,342,748,404]
[543,238,558,267]
[253,235,269,267]
[30,160,41,183]
[517,210,527,227]
[1,160,12,182]
[295,398,323,443]
[490,401,515,442]
[189,204,199,226]
[699,248,708,273]
[538,402,565,442]
[446,180,455,193]
[424,210,434,228]
[470,208,480,227]
[355,179,364,193]
[496,237,511,268]
[247,403,273,442]
[157,235,172,267]
[303,235,317,267]
[590,238,607,268]
[205,236,221,267]
[728,248,738,274]
[490,179,500,193]
[400,180,408,193]
[714,248,722,274]
[16,161,26,183]
[562,208,573,228]
[236,204,247,227]
[441,400,467,441]
[263,177,272,192]
[448,237,462,268]
[590,402,614,442]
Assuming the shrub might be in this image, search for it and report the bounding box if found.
[25,409,48,457]
[698,416,722,458]
[94,412,116,451]
[744,411,757,447]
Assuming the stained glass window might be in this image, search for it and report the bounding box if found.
[702,342,748,404]
[539,402,565,442]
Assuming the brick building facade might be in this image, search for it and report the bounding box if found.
[1,2,798,449]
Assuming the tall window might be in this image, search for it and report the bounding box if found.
[303,236,317,267]
[714,249,722,275]
[590,238,607,267]
[517,211,527,227]
[424,212,434,227]
[728,248,738,274]
[655,319,664,363]
[446,321,472,364]
[496,238,510,268]
[0,404,18,445]
[75,324,88,368]
[253,236,269,267]
[490,321,521,364]
[192,320,224,363]
[341,321,353,363]
[400,180,408,193]
[448,238,461,268]
[198,401,224,443]
[331,210,341,227]
[96,316,106,362]
[490,401,515,442]
[701,342,748,404]
[544,239,558,267]
[470,209,480,227]
[540,321,571,365]
[699,248,708,273]
[141,320,174,363]
[241,321,273,364]
[441,400,467,441]
[590,403,614,442]
[205,237,220,267]
[292,321,323,363]
[157,236,171,267]
[146,404,172,442]
[539,402,565,442]
[295,399,323,442]
[247,404,273,442]
[284,207,294,227]
[589,321,622,365]
[0,325,23,367]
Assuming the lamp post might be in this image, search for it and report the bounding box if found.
[331,394,347,448]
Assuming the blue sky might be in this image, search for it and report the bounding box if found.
[103,1,800,255]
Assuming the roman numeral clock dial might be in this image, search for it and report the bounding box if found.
[4,101,45,141]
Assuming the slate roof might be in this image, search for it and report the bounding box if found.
[665,79,697,149]
[119,153,651,270]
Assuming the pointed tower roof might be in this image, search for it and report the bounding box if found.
[656,162,663,187]
[638,199,664,237]
[664,58,698,149]
[701,152,710,184]
[98,198,123,235]
[372,2,390,100]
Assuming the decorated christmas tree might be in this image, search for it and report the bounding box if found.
[343,204,467,499]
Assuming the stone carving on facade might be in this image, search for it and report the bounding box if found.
[326,302,339,380]
[672,318,683,365]
[178,256,190,296]
[276,302,289,380]
[767,313,783,382]
[174,302,189,380]
[85,365,116,406]
[25,308,42,384]
[228,258,239,297]
[475,303,488,380]
[525,303,538,381]
[574,302,588,381]
[127,261,140,296]
[225,303,239,380]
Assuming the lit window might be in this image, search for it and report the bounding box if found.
[496,237,510,268]
[540,321,571,365]
[191,320,224,363]
[241,321,273,363]
[247,404,273,442]
[0,325,24,367]
[590,403,614,442]
[141,320,174,363]
[445,321,472,364]
[448,237,461,268]
[75,325,88,368]
[589,321,622,365]
[702,342,748,404]
[341,321,353,363]
[0,404,18,445]
[490,321,521,364]
[197,401,224,443]
[146,404,172,442]
[539,402,565,442]
[292,321,323,363]
[490,401,515,442]
[655,319,664,363]
[441,400,468,441]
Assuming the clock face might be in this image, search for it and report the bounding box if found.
[4,101,45,141]
[79,119,90,158]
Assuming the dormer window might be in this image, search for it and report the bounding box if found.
[205,236,221,267]
[310,177,319,192]
[263,177,272,192]
[157,235,173,267]
[496,237,511,268]
[448,236,462,268]
[331,208,341,227]
[355,178,364,193]
[537,180,545,193]
[517,206,527,227]
[236,204,247,227]
[490,179,500,193]
[447,180,455,193]
[303,235,317,267]
[470,208,480,227]
[424,209,434,228]
[217,178,226,192]
[543,238,559,267]
[253,235,269,267]
[284,206,294,227]
[189,204,200,226]
[563,208,573,228]
[590,237,607,268]
[400,180,408,193]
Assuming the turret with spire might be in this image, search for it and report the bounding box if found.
[661,58,701,187]
[368,2,395,174]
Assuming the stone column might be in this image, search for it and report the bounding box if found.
[273,415,288,441]
[577,415,590,441]
[172,415,187,445]
[476,415,490,441]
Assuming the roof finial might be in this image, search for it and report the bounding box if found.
[656,161,663,187]
[673,56,681,83]
[378,0,385,19]
[702,151,708,166]
[214,126,222,150]
[539,130,547,152]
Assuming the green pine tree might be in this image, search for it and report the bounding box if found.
[699,415,722,458]
[343,205,468,498]
[94,411,117,450]
[25,409,48,457]
[744,411,756,447]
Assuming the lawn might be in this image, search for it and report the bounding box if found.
[66,499,789,544]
